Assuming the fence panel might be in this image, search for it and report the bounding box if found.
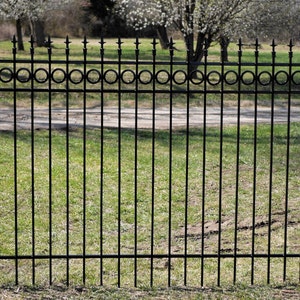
[0,37,299,287]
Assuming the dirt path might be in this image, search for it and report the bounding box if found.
[0,105,300,131]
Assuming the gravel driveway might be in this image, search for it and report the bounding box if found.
[0,105,299,131]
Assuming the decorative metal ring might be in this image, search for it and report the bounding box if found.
[241,70,255,85]
[104,69,118,84]
[173,70,187,85]
[292,70,300,85]
[87,69,101,84]
[190,70,204,85]
[34,68,49,83]
[0,67,13,83]
[51,68,66,84]
[138,70,153,85]
[207,70,221,86]
[155,70,170,84]
[121,69,136,84]
[69,69,84,84]
[224,70,239,85]
[16,68,31,83]
[274,70,289,85]
[258,71,272,86]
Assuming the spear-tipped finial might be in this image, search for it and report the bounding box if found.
[288,39,294,58]
[134,36,141,47]
[168,37,175,49]
[255,38,260,50]
[237,38,243,51]
[168,37,175,57]
[46,36,53,48]
[116,37,123,56]
[29,35,35,46]
[99,36,105,48]
[288,39,294,50]
[116,37,123,47]
[82,36,88,48]
[271,39,277,49]
[151,37,158,47]
[65,36,71,47]
[12,35,17,44]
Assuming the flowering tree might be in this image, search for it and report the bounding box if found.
[116,0,250,69]
[236,0,300,41]
[0,0,70,48]
[115,0,173,48]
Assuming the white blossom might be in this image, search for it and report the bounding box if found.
[115,0,250,38]
[0,0,71,21]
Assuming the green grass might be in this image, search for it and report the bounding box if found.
[1,37,299,60]
[0,123,299,287]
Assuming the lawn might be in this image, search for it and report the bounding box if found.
[0,123,299,287]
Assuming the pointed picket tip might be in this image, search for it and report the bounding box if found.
[116,37,123,57]
[11,35,17,54]
[288,39,294,59]
[29,35,35,44]
[151,38,158,57]
[271,39,277,48]
[151,37,158,47]
[64,36,71,46]
[237,38,243,54]
[99,36,106,47]
[29,36,35,55]
[82,36,89,47]
[46,36,53,47]
[134,36,141,45]
[288,39,294,49]
[168,37,175,48]
[11,35,17,43]
[237,38,243,48]
[116,37,123,47]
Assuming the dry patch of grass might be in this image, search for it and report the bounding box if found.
[0,284,299,299]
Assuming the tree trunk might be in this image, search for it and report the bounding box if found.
[156,25,169,49]
[16,19,24,51]
[220,36,230,62]
[185,32,211,78]
[31,19,46,47]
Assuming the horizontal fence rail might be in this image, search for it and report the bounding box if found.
[0,36,299,287]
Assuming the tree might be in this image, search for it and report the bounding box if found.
[82,0,138,37]
[0,0,26,49]
[86,0,115,19]
[116,0,251,73]
[0,0,70,49]
[115,0,171,48]
[15,18,24,50]
[82,0,119,36]
[236,0,300,42]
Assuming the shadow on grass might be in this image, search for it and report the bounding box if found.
[1,122,299,146]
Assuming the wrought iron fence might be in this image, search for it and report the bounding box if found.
[0,36,299,287]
